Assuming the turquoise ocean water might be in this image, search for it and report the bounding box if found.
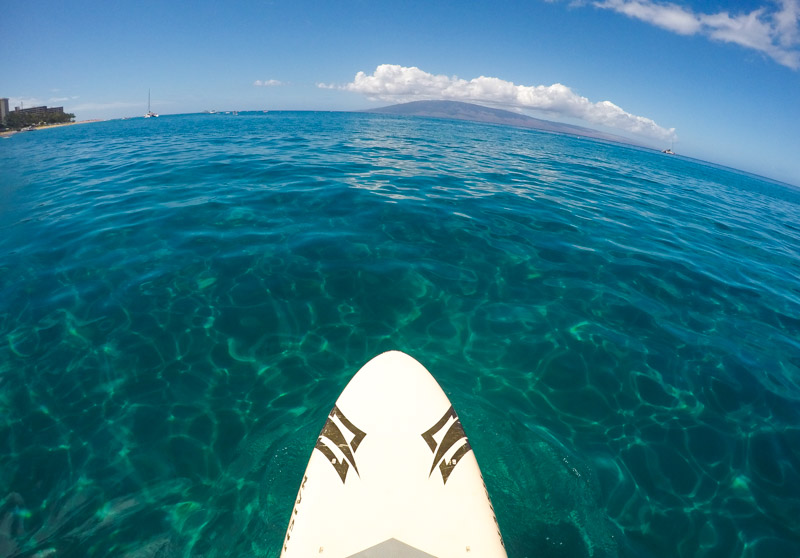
[1,112,799,557]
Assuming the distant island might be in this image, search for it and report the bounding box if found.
[364,100,643,146]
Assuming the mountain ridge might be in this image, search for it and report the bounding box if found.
[363,100,646,147]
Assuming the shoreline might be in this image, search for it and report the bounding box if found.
[0,119,103,138]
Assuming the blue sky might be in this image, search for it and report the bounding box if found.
[3,0,799,185]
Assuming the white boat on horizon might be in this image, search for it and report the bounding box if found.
[144,89,158,118]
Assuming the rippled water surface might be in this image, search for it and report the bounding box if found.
[2,113,800,557]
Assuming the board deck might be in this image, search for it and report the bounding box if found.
[281,351,507,558]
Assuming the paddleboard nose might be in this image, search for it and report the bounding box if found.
[281,351,507,558]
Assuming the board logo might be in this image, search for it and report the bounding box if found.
[421,405,472,484]
[314,406,367,484]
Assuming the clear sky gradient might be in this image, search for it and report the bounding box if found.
[3,0,799,186]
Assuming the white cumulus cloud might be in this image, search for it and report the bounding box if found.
[49,96,79,103]
[594,0,800,69]
[597,0,702,34]
[324,64,676,141]
[253,79,285,87]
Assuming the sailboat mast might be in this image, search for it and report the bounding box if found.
[145,88,158,118]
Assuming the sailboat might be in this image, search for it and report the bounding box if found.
[144,89,159,118]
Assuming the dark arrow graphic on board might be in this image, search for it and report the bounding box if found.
[421,405,472,484]
[314,405,367,484]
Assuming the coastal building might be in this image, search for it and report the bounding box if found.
[0,98,8,126]
[13,105,64,120]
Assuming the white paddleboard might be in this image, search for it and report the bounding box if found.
[281,350,507,558]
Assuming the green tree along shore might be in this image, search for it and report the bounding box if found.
[3,110,76,130]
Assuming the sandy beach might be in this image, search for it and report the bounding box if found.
[1,119,102,138]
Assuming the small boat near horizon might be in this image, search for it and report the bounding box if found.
[144,89,158,118]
